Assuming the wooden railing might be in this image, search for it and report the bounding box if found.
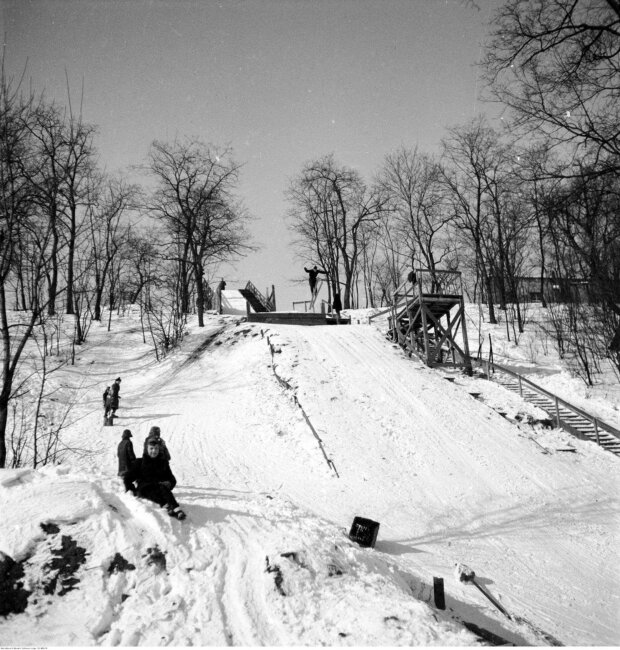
[244,281,276,311]
[292,299,329,314]
[476,357,620,443]
[413,269,463,296]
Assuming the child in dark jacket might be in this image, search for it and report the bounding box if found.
[109,378,121,415]
[142,425,171,461]
[123,439,185,520]
[117,429,136,477]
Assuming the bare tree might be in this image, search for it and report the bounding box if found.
[59,115,97,316]
[513,142,564,308]
[86,175,136,321]
[0,68,58,467]
[146,138,251,327]
[440,117,502,322]
[482,0,620,174]
[378,147,454,278]
[22,102,69,317]
[287,154,388,309]
[123,231,160,307]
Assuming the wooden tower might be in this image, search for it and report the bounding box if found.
[388,269,472,375]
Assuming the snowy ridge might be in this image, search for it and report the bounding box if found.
[0,313,618,646]
[0,468,479,646]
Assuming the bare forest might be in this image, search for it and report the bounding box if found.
[1,0,619,468]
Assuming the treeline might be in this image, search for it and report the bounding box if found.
[0,68,251,467]
[1,0,618,468]
[286,0,620,384]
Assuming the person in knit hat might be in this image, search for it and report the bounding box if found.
[143,425,171,461]
[123,438,186,520]
[117,429,136,477]
[109,377,121,416]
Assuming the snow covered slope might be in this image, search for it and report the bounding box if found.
[0,313,618,645]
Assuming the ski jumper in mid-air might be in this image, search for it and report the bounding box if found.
[304,265,326,297]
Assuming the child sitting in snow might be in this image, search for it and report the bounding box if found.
[123,439,186,520]
[142,425,171,460]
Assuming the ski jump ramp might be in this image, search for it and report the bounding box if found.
[220,290,254,316]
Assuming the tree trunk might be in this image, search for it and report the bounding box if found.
[47,219,59,316]
[195,266,205,327]
[66,218,76,315]
[484,273,497,324]
[0,392,8,469]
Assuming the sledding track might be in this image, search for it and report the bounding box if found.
[2,316,619,646]
[255,323,620,646]
[124,320,619,646]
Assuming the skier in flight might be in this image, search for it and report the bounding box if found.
[304,265,327,305]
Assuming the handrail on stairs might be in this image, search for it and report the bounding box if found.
[244,280,276,311]
[475,356,620,442]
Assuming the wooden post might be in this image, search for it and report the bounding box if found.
[408,301,416,354]
[446,311,455,365]
[594,418,600,445]
[433,577,446,610]
[390,294,398,344]
[459,298,473,376]
[419,302,432,366]
[518,375,523,396]
[554,396,561,426]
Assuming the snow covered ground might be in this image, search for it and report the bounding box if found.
[1,308,619,646]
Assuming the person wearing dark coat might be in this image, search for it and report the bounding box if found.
[216,278,226,314]
[117,429,136,476]
[143,425,171,461]
[304,265,326,297]
[123,439,186,520]
[332,292,342,320]
[103,386,113,418]
[109,378,121,415]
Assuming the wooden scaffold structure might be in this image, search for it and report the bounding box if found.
[388,269,473,375]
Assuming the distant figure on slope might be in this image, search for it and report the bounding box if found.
[216,278,226,314]
[109,377,121,416]
[117,429,136,477]
[304,265,326,298]
[143,425,171,461]
[332,292,342,321]
[123,438,186,520]
[104,389,114,421]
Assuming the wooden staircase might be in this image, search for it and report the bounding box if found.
[388,270,472,373]
[473,359,620,456]
[239,281,276,312]
[239,289,269,312]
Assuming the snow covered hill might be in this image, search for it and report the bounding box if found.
[1,312,618,646]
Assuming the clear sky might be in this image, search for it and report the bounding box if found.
[2,0,497,310]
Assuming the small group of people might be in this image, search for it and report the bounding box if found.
[117,425,185,520]
[304,265,342,318]
[103,377,121,420]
